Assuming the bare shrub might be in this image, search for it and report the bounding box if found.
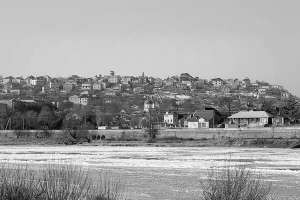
[64,129,91,144]
[144,128,159,143]
[88,171,127,200]
[0,163,43,199]
[201,163,271,200]
[14,130,30,138]
[118,132,136,141]
[44,130,54,138]
[0,163,127,200]
[39,164,92,200]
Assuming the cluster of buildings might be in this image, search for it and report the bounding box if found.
[0,73,290,103]
[145,98,284,129]
[163,108,285,129]
[0,72,294,130]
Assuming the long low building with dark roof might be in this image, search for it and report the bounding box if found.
[228,110,273,127]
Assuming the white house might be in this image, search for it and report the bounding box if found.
[258,88,267,94]
[186,117,209,129]
[164,111,178,126]
[211,78,223,87]
[93,82,103,90]
[69,94,90,106]
[227,110,273,127]
[271,85,283,90]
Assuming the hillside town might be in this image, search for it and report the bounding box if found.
[0,71,299,130]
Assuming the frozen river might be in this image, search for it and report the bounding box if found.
[0,146,300,199]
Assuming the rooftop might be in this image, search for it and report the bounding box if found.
[228,111,273,119]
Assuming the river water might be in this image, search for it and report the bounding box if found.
[0,146,300,200]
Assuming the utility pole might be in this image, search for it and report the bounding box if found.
[149,109,152,130]
[23,117,25,130]
[85,114,87,130]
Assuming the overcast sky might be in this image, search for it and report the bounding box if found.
[0,1,299,95]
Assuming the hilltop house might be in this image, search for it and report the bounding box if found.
[63,82,74,92]
[2,76,22,84]
[221,86,231,94]
[180,73,193,81]
[182,80,193,88]
[26,76,46,87]
[148,77,155,84]
[164,79,176,86]
[138,74,148,84]
[48,81,61,92]
[107,71,121,83]
[251,82,259,87]
[234,79,241,86]
[143,83,154,93]
[93,82,103,90]
[154,78,164,88]
[121,76,132,84]
[101,79,111,89]
[242,77,251,85]
[176,82,188,90]
[260,84,270,90]
[271,85,283,90]
[211,78,223,87]
[258,88,267,94]
[69,94,90,106]
[281,91,291,99]
[81,82,92,90]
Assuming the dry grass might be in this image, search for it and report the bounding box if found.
[88,171,127,200]
[201,163,272,200]
[0,163,43,199]
[0,163,126,200]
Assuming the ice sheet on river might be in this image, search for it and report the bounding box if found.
[0,146,300,200]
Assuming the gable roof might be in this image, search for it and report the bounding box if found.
[4,76,14,79]
[193,110,214,121]
[211,78,223,82]
[79,94,89,98]
[185,116,199,122]
[228,111,273,119]
[27,75,35,79]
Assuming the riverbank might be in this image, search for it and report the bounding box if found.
[0,128,300,148]
[1,136,299,149]
[90,137,300,148]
